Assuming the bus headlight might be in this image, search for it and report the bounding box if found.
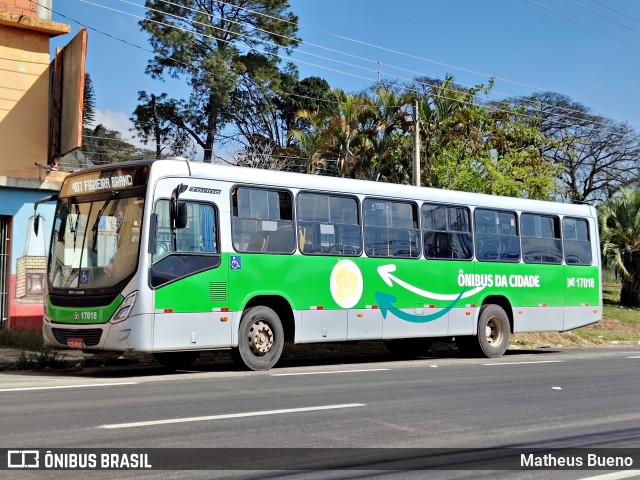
[112,291,138,323]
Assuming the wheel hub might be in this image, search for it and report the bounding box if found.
[486,317,502,345]
[248,320,274,355]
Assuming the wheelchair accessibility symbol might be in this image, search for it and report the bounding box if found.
[80,270,90,284]
[230,256,242,270]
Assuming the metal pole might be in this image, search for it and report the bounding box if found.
[413,99,421,187]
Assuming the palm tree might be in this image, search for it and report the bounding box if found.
[414,76,471,187]
[365,88,413,183]
[598,189,640,307]
[292,89,374,177]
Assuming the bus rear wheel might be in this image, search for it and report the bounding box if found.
[153,351,200,370]
[476,304,511,358]
[231,306,284,371]
[456,305,511,358]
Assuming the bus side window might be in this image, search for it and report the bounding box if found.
[474,208,519,262]
[563,217,592,265]
[521,213,562,264]
[153,200,218,262]
[363,198,419,258]
[232,186,294,254]
[422,203,472,260]
[297,192,361,256]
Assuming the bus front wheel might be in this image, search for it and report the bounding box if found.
[232,306,284,371]
[476,304,511,358]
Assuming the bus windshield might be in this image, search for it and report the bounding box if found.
[48,195,144,289]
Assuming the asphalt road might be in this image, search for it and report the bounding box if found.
[1,347,640,480]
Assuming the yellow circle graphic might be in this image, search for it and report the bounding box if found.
[330,259,363,309]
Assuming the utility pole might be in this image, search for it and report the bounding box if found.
[412,99,421,187]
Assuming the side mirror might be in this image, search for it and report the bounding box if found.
[170,183,188,229]
[176,202,188,229]
[148,213,158,254]
[32,193,59,236]
[56,204,69,243]
[57,217,67,243]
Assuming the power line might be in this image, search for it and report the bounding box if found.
[47,0,638,129]
[80,0,384,86]
[78,0,630,130]
[147,0,611,123]
[206,0,640,120]
[589,0,640,26]
[40,0,637,140]
[564,0,640,36]
[154,0,640,127]
[525,0,640,50]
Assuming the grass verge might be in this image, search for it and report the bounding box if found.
[0,330,45,352]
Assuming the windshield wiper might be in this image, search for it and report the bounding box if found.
[92,191,119,253]
[68,198,80,251]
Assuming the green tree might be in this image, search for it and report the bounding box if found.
[293,89,374,177]
[292,78,558,199]
[278,74,332,133]
[599,189,640,307]
[82,124,152,164]
[365,87,413,184]
[83,73,96,127]
[229,58,294,156]
[131,92,192,158]
[140,0,299,162]
[412,76,559,199]
[516,92,640,202]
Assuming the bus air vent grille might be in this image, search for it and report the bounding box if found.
[51,328,103,347]
[209,282,227,302]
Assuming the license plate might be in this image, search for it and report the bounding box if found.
[66,338,84,349]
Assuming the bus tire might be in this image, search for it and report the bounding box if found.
[476,304,511,358]
[232,306,284,371]
[153,351,200,370]
[384,338,433,358]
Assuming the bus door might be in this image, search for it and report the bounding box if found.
[150,180,231,350]
[562,216,601,330]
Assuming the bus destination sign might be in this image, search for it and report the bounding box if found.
[60,167,148,197]
[70,174,133,193]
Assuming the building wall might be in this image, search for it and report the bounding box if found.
[0,25,50,179]
[0,0,38,16]
[0,7,70,330]
[0,187,57,330]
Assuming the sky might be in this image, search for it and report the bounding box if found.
[49,0,640,157]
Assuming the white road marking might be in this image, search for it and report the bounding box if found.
[272,368,389,376]
[100,403,366,429]
[0,382,136,392]
[578,471,640,480]
[627,356,640,359]
[482,360,563,366]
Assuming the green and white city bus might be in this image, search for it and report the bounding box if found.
[35,159,602,370]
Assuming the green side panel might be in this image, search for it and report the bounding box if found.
[474,262,567,307]
[363,258,470,309]
[48,295,122,324]
[228,254,352,311]
[564,265,601,306]
[154,254,230,312]
[225,254,601,313]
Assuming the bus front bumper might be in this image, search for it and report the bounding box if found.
[42,313,153,352]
